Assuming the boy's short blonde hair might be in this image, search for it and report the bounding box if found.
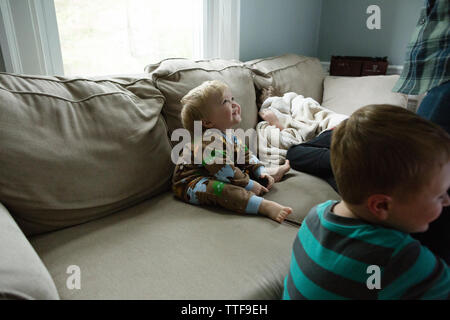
[180,80,229,134]
[331,104,450,204]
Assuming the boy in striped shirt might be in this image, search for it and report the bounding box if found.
[283,104,450,299]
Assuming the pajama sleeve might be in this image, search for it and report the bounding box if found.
[234,137,266,180]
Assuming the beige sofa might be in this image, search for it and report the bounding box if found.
[0,54,407,299]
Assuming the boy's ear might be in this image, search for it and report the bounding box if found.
[202,119,214,128]
[366,194,391,221]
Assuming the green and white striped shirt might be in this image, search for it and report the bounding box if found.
[283,200,450,300]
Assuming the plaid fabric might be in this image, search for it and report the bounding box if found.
[393,0,450,95]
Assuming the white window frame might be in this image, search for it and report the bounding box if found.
[0,0,64,75]
[0,0,240,76]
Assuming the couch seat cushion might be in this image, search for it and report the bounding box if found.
[321,75,408,115]
[29,192,297,299]
[264,170,340,225]
[29,171,337,299]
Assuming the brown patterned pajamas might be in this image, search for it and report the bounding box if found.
[172,133,266,214]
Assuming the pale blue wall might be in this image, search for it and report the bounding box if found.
[239,0,323,62]
[318,0,424,65]
[240,0,425,65]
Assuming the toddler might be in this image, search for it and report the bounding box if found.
[172,80,292,223]
[283,104,450,299]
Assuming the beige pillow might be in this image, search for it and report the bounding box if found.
[146,58,258,135]
[322,75,408,116]
[244,54,325,103]
[0,73,173,236]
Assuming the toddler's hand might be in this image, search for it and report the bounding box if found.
[259,173,274,190]
[251,181,269,196]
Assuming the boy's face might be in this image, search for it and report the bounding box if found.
[388,161,450,233]
[203,87,241,131]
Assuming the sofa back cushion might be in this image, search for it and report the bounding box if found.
[321,75,408,115]
[146,58,258,136]
[244,54,325,103]
[0,73,173,236]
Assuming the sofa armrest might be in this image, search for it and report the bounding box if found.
[0,202,59,299]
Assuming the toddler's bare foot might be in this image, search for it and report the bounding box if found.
[259,109,285,130]
[259,199,292,223]
[266,160,291,182]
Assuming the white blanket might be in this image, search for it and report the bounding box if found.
[256,92,348,167]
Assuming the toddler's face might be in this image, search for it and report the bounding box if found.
[388,161,450,233]
[204,87,241,131]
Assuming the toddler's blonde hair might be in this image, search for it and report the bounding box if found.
[180,80,229,134]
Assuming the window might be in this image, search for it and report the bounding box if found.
[0,0,240,76]
[54,0,203,75]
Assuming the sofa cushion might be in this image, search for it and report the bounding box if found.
[0,202,59,299]
[264,170,340,225]
[244,54,325,103]
[29,191,297,299]
[146,58,258,136]
[0,73,173,236]
[29,171,336,299]
[322,75,408,116]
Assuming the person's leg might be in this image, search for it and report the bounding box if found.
[286,130,338,192]
[185,178,292,222]
[287,146,332,178]
[185,177,257,214]
[411,81,450,264]
[301,129,333,148]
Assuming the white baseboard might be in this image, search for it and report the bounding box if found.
[320,61,403,76]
